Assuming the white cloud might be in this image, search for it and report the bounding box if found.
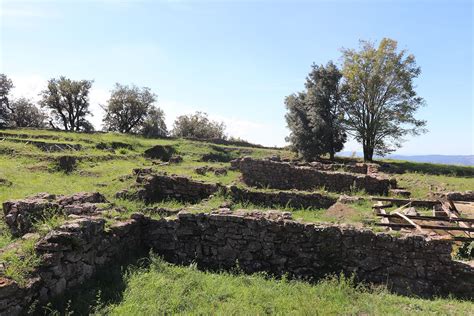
[10,74,45,101]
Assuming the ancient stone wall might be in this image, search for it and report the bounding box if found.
[231,158,394,195]
[116,172,222,203]
[0,216,142,316]
[2,198,473,315]
[143,211,474,299]
[228,186,336,209]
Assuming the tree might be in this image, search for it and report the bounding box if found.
[0,74,14,128]
[285,62,346,160]
[40,76,93,131]
[102,83,156,133]
[140,106,168,138]
[8,98,47,128]
[341,38,426,161]
[172,112,226,139]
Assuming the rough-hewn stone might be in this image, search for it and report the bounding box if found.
[143,145,176,161]
[116,172,222,203]
[143,210,474,299]
[2,195,473,315]
[229,186,336,209]
[3,192,107,237]
[431,191,474,202]
[231,158,394,195]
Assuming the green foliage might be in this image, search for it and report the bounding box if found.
[341,38,427,161]
[39,76,94,131]
[140,106,168,138]
[285,62,346,160]
[0,73,14,128]
[0,238,41,286]
[7,98,47,128]
[102,83,164,135]
[172,111,226,139]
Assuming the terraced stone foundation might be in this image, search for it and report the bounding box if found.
[1,194,473,315]
[231,158,395,195]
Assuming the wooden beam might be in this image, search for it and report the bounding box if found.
[376,214,474,223]
[374,223,474,232]
[371,197,439,208]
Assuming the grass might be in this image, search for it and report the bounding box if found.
[0,237,40,286]
[99,255,473,316]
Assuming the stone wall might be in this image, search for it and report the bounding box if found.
[116,171,222,203]
[431,191,474,202]
[2,197,473,315]
[228,186,336,209]
[143,210,474,299]
[3,192,107,237]
[231,158,394,195]
[0,216,142,316]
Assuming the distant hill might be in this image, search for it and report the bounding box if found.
[338,152,474,166]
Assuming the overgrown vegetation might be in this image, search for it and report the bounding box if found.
[0,128,473,313]
[100,256,473,315]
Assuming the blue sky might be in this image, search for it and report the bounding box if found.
[1,0,472,155]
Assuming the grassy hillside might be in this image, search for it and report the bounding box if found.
[1,128,473,314]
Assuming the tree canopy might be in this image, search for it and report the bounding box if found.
[102,83,157,134]
[0,74,14,128]
[341,38,426,161]
[172,112,226,139]
[40,77,94,131]
[140,106,168,138]
[8,98,47,128]
[285,62,346,160]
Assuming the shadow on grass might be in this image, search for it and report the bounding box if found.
[34,249,149,316]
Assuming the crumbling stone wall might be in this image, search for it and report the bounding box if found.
[228,186,336,209]
[116,172,222,203]
[0,216,142,316]
[231,158,394,195]
[2,197,473,315]
[143,210,474,299]
[3,192,107,237]
[431,191,474,202]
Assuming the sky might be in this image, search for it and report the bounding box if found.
[0,0,472,155]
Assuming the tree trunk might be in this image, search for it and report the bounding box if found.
[363,144,374,161]
[329,151,335,161]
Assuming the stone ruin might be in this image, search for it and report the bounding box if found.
[1,194,473,315]
[116,171,222,203]
[228,186,337,210]
[231,157,395,195]
[3,192,107,237]
[116,169,337,210]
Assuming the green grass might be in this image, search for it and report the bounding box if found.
[100,256,473,316]
[0,237,41,286]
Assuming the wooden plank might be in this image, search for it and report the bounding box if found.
[371,197,439,208]
[376,214,474,223]
[393,211,424,233]
[374,223,474,232]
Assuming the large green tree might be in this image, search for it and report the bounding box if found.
[40,77,94,131]
[8,98,47,128]
[341,38,426,161]
[172,112,226,139]
[285,62,346,160]
[0,74,14,128]
[102,83,157,134]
